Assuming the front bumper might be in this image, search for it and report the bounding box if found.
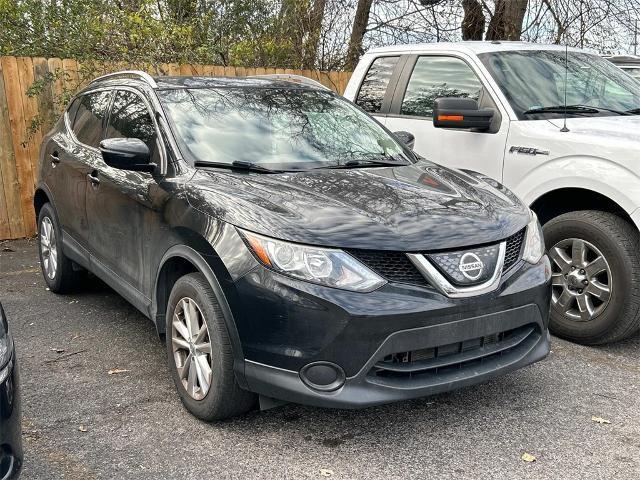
[232,256,551,408]
[0,357,22,479]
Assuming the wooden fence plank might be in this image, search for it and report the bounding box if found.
[16,57,41,219]
[1,56,34,237]
[0,62,23,238]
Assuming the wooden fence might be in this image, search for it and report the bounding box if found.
[0,56,352,240]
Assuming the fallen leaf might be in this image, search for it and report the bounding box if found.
[319,469,334,477]
[591,416,611,424]
[108,368,130,375]
[78,425,87,432]
[521,452,536,463]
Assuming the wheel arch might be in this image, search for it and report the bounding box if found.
[530,187,636,229]
[34,184,55,219]
[152,243,247,387]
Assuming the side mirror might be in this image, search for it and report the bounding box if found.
[99,138,155,173]
[393,131,415,150]
[433,98,494,131]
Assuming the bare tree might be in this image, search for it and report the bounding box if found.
[461,0,484,40]
[346,0,374,70]
[486,0,529,40]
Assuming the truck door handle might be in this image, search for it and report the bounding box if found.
[50,152,60,166]
[87,172,100,186]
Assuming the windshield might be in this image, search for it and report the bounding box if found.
[158,87,410,170]
[479,50,640,120]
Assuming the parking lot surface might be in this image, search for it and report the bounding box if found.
[1,238,639,479]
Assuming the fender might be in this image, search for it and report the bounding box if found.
[513,156,640,228]
[152,244,248,388]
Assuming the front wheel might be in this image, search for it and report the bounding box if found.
[166,272,256,420]
[543,210,640,344]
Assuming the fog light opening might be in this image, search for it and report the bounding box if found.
[299,362,346,392]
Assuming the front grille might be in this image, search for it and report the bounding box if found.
[503,228,526,271]
[370,324,536,380]
[348,228,526,287]
[347,249,428,286]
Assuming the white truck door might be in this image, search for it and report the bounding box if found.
[385,55,508,181]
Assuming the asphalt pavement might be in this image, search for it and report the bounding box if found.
[1,238,639,479]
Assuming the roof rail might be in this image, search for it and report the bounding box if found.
[90,70,158,88]
[250,74,330,90]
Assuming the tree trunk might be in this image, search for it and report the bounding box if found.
[461,0,485,40]
[303,0,327,69]
[345,0,374,71]
[486,0,528,41]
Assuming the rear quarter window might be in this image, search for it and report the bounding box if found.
[72,90,112,148]
[355,56,399,113]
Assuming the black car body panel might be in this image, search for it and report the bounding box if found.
[35,74,551,410]
[0,303,22,479]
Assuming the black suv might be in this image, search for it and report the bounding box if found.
[36,71,551,420]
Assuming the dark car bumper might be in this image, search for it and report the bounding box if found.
[0,356,22,480]
[232,255,552,408]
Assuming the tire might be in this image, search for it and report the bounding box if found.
[543,210,640,344]
[166,272,256,420]
[37,203,81,293]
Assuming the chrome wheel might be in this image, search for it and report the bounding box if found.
[549,238,612,322]
[171,297,213,400]
[40,216,58,280]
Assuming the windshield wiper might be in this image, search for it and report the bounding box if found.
[322,157,409,170]
[625,108,640,114]
[194,160,284,173]
[523,105,629,116]
[523,105,598,115]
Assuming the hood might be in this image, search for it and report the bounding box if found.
[185,161,529,251]
[546,115,640,149]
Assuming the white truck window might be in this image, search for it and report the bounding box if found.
[400,56,482,118]
[355,56,399,113]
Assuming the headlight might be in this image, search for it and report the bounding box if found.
[240,230,386,292]
[522,211,545,264]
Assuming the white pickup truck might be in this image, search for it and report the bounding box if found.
[344,41,640,345]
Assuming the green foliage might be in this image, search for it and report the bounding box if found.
[0,0,319,68]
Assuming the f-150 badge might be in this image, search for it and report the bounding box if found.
[509,146,550,156]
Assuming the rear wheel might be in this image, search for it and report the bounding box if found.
[166,272,256,420]
[37,203,81,293]
[543,210,640,344]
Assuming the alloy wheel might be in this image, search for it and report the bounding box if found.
[40,216,58,279]
[549,238,612,322]
[171,297,213,400]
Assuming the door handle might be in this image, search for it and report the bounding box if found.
[87,172,100,186]
[50,152,60,166]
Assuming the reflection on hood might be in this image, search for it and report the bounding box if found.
[186,161,529,251]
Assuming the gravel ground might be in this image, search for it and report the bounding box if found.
[1,238,639,479]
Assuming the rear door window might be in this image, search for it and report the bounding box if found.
[355,56,400,113]
[72,91,112,148]
[105,90,159,162]
[400,56,482,118]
